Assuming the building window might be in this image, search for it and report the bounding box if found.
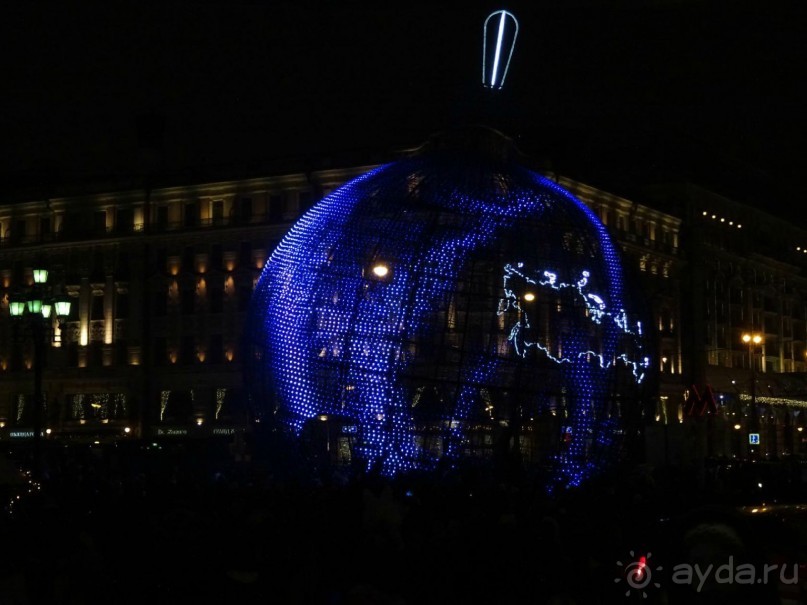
[154,337,167,366]
[239,241,252,268]
[209,334,223,364]
[10,346,23,372]
[154,290,167,317]
[269,194,283,222]
[40,217,51,237]
[299,191,313,210]
[210,244,223,270]
[116,208,134,233]
[116,292,129,319]
[162,390,193,423]
[184,202,198,227]
[182,246,195,273]
[210,283,224,314]
[181,288,195,315]
[212,200,224,225]
[94,211,107,233]
[91,250,106,283]
[238,285,251,312]
[156,205,168,228]
[180,336,195,365]
[91,295,105,321]
[115,340,128,366]
[62,213,80,237]
[67,342,79,367]
[89,342,104,367]
[240,197,252,222]
[154,248,167,275]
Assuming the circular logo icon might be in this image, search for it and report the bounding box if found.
[615,551,662,598]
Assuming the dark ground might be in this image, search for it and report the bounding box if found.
[1,438,805,605]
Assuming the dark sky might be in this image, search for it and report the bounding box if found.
[1,3,804,218]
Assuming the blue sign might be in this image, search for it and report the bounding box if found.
[749,433,760,445]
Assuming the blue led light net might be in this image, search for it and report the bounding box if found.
[248,130,650,489]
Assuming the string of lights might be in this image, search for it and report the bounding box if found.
[249,133,650,488]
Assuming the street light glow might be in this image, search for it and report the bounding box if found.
[371,263,390,278]
[9,297,25,317]
[54,295,72,318]
[32,268,48,284]
[7,264,66,480]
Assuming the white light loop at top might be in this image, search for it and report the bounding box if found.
[482,9,519,90]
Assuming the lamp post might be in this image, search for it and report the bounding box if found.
[8,267,72,480]
[741,332,763,458]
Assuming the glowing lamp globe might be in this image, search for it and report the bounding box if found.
[248,128,650,489]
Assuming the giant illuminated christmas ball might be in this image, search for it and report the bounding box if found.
[248,128,650,489]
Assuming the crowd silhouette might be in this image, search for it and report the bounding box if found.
[0,438,803,604]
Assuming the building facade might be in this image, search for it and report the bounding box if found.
[0,165,371,443]
[1,151,805,467]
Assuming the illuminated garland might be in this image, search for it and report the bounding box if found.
[159,390,170,421]
[739,394,807,408]
[15,394,25,423]
[69,392,128,419]
[499,264,649,382]
[215,388,226,419]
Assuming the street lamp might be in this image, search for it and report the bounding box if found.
[741,332,763,457]
[8,267,71,480]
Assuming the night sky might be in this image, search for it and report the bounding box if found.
[1,3,804,221]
